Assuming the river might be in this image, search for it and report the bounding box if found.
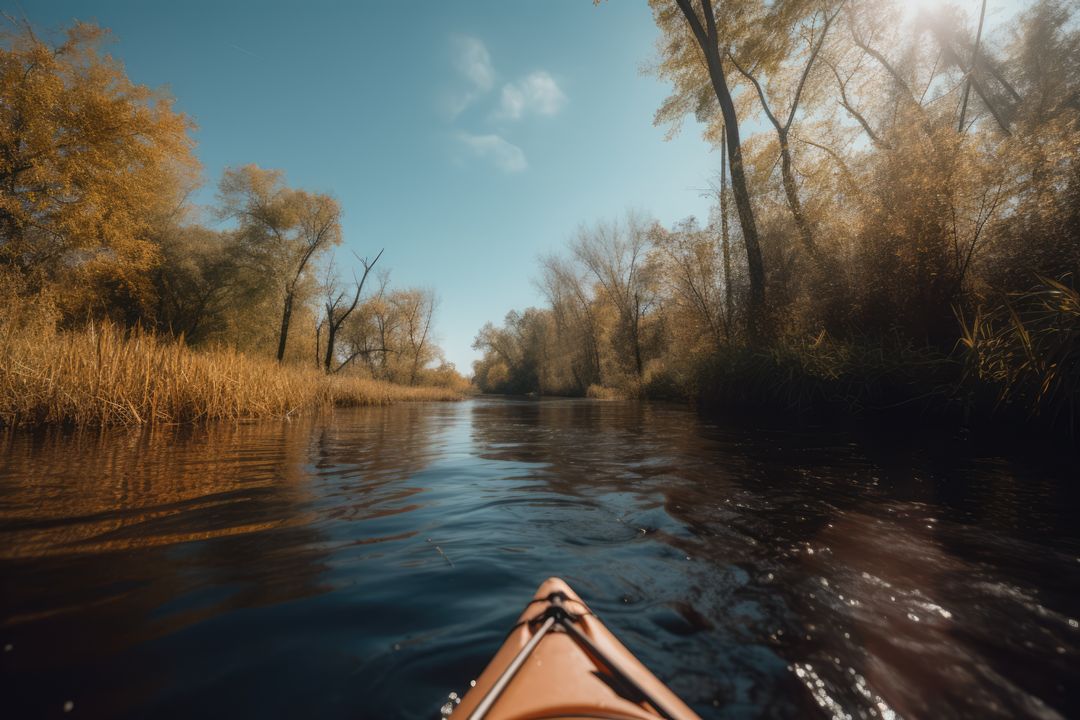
[1,398,1077,718]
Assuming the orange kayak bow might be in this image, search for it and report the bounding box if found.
[453,577,701,720]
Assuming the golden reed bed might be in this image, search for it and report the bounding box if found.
[0,324,461,428]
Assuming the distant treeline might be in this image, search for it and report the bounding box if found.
[0,20,464,391]
[473,0,1079,436]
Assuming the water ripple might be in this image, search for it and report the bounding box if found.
[0,399,1077,718]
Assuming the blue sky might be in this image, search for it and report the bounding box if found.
[18,0,721,372]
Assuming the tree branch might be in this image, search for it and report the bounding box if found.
[728,52,783,133]
[827,61,888,148]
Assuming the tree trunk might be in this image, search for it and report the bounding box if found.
[632,294,645,381]
[720,129,733,341]
[718,74,766,321]
[323,320,338,373]
[276,291,294,363]
[778,133,815,255]
[957,0,987,133]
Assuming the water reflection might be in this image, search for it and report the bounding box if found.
[1,398,1078,718]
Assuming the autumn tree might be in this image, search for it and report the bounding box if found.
[727,2,844,258]
[151,224,242,343]
[476,0,1080,421]
[218,165,342,362]
[538,254,604,391]
[651,217,729,347]
[0,20,198,324]
[472,309,553,395]
[651,0,767,322]
[396,288,438,385]
[336,271,397,377]
[571,214,659,385]
[330,277,447,386]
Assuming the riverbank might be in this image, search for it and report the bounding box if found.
[495,327,1077,448]
[0,324,462,429]
[690,337,964,418]
[692,282,1079,445]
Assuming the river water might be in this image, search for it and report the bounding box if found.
[1,398,1077,719]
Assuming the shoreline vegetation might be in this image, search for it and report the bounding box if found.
[1,20,468,430]
[471,1,1079,446]
[0,324,463,430]
[3,8,1078,442]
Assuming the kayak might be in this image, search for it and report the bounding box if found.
[452,577,701,719]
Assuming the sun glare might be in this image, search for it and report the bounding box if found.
[901,0,963,24]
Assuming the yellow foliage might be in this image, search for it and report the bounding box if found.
[0,323,461,429]
[0,21,199,321]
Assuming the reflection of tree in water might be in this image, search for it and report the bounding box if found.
[1,423,306,556]
[1,420,331,715]
[307,402,446,523]
[0,406,445,718]
[469,399,710,492]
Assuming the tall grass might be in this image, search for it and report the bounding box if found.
[959,276,1080,434]
[691,276,1080,441]
[0,323,461,428]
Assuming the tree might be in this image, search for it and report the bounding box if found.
[321,249,382,373]
[651,218,728,346]
[152,224,239,343]
[651,0,767,323]
[538,254,603,390]
[716,132,736,338]
[0,20,198,323]
[956,0,987,133]
[218,165,342,362]
[727,2,844,257]
[340,271,399,377]
[472,309,552,395]
[571,214,658,384]
[395,288,437,385]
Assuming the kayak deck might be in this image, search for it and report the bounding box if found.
[453,577,700,720]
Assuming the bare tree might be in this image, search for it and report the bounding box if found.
[322,249,382,373]
[651,218,727,345]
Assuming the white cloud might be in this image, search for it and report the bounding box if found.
[496,71,567,120]
[453,36,494,92]
[458,133,528,173]
[447,36,494,117]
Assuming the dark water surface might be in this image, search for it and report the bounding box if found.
[1,398,1078,719]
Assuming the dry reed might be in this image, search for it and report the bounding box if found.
[0,323,461,428]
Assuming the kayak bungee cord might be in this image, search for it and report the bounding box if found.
[465,591,681,720]
[465,615,556,720]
